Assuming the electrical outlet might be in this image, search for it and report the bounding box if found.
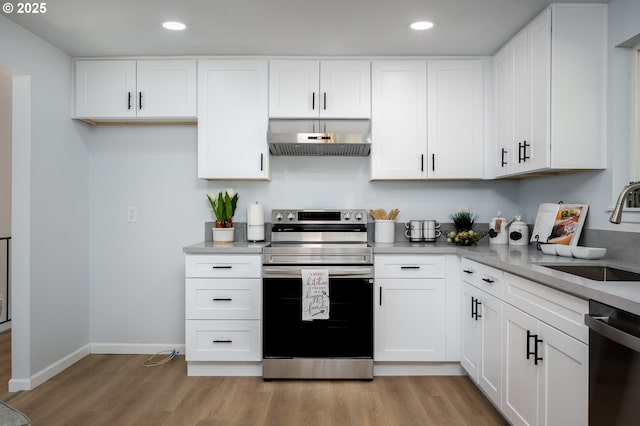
[127,207,137,223]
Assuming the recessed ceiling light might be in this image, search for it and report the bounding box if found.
[410,21,434,31]
[162,21,186,31]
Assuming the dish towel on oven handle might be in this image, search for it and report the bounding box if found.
[302,269,330,321]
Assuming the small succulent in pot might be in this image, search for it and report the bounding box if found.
[447,210,480,245]
[207,188,239,228]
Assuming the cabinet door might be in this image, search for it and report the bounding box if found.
[502,303,540,426]
[479,291,503,408]
[371,60,427,180]
[75,60,136,118]
[538,322,588,426]
[427,60,484,179]
[268,60,320,118]
[319,60,371,118]
[197,60,269,180]
[493,45,513,176]
[460,282,480,380]
[375,278,445,361]
[511,29,532,174]
[526,8,551,172]
[136,60,196,118]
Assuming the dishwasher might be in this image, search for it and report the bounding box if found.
[585,300,640,425]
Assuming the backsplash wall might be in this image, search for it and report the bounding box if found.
[88,125,521,345]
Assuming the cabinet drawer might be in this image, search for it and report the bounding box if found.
[503,272,588,343]
[185,320,261,361]
[375,255,446,279]
[185,255,261,278]
[460,258,504,299]
[185,279,261,320]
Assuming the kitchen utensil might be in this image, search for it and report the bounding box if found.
[405,220,423,241]
[375,220,395,243]
[571,246,607,259]
[423,228,441,242]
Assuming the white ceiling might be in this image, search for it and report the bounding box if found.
[4,0,607,57]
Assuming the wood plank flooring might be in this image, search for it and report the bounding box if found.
[0,329,10,400]
[4,353,507,426]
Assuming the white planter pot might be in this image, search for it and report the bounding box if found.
[212,227,234,243]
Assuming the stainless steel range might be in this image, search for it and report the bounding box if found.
[262,209,374,380]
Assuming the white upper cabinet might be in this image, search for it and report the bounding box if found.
[75,60,136,119]
[136,60,197,118]
[371,59,484,180]
[492,4,607,178]
[428,60,484,179]
[269,59,371,118]
[197,60,269,180]
[74,59,196,121]
[370,60,427,180]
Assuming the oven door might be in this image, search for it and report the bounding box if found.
[262,266,373,359]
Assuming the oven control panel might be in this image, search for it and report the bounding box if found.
[271,209,367,223]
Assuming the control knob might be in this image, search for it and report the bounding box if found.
[343,212,352,220]
[354,212,364,221]
[275,213,283,221]
[287,213,296,221]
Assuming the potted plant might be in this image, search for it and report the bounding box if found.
[447,210,480,245]
[207,189,239,243]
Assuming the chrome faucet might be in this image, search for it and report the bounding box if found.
[610,182,640,223]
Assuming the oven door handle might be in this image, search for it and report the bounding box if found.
[585,314,640,353]
[262,267,373,278]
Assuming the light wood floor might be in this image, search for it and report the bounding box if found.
[3,353,507,426]
[0,329,10,401]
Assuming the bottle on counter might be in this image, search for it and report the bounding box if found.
[489,211,509,245]
[509,215,530,246]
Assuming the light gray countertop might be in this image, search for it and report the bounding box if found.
[183,239,640,315]
[183,241,268,254]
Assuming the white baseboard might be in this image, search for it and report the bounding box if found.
[0,322,11,333]
[9,344,91,392]
[90,343,186,355]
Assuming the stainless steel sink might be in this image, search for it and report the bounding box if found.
[542,265,640,282]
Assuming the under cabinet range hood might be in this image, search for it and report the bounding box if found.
[267,119,372,156]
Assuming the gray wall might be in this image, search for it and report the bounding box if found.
[0,72,10,238]
[0,15,90,386]
[87,125,520,346]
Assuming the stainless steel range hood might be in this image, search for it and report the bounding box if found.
[267,119,371,156]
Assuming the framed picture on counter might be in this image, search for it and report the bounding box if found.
[530,203,589,246]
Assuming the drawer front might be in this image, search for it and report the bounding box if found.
[185,279,261,320]
[185,254,261,278]
[503,272,588,343]
[460,258,504,299]
[375,255,446,279]
[185,320,261,361]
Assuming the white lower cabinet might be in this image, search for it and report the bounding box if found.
[375,277,446,361]
[461,282,503,407]
[185,254,262,375]
[461,258,588,425]
[502,303,588,426]
[460,259,504,408]
[374,255,459,363]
